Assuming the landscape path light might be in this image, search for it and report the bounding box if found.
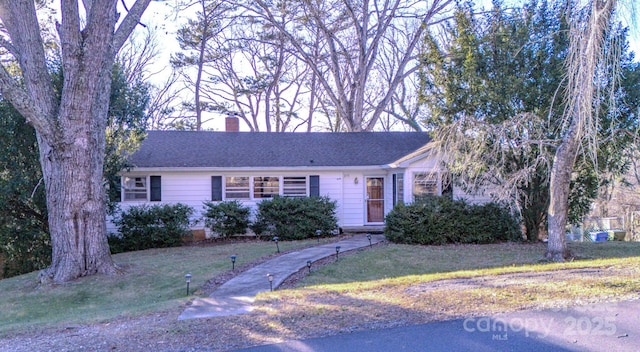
[366,234,372,247]
[267,273,274,291]
[185,273,192,296]
[230,255,237,270]
[335,245,341,260]
[307,260,312,273]
[316,229,322,242]
[273,236,280,253]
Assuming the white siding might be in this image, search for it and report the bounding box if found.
[316,171,345,224]
[107,151,495,234]
[110,170,361,232]
[161,172,210,204]
[453,184,494,204]
[108,172,213,234]
[341,172,364,226]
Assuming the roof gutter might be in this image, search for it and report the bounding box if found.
[121,165,388,173]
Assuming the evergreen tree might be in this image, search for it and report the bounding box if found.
[420,0,638,242]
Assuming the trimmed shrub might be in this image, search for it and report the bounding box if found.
[109,203,194,253]
[202,200,251,238]
[251,196,338,240]
[385,195,520,245]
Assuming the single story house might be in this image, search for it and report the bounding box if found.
[113,120,489,233]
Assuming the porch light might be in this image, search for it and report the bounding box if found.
[307,260,312,273]
[185,273,192,296]
[230,255,237,270]
[267,273,274,291]
[354,177,359,184]
[273,236,280,253]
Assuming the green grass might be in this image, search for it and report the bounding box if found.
[1,239,639,337]
[0,238,327,334]
[299,241,640,287]
[254,241,640,333]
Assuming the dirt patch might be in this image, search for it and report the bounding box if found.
[403,268,623,294]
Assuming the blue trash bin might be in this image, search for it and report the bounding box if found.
[589,231,608,242]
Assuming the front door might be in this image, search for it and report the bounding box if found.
[366,177,385,223]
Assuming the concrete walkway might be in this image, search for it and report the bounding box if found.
[178,234,384,320]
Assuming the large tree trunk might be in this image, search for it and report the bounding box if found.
[37,130,118,282]
[38,3,120,283]
[0,0,151,283]
[546,122,581,261]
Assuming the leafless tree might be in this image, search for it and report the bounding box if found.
[377,19,425,131]
[246,0,453,131]
[145,71,188,130]
[117,30,160,84]
[199,17,314,131]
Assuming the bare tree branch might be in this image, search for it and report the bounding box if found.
[113,0,152,52]
[0,1,56,138]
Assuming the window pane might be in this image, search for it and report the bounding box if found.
[254,176,280,198]
[413,173,437,198]
[123,176,147,201]
[283,176,307,197]
[225,176,250,199]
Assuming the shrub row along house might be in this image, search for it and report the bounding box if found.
[111,118,488,235]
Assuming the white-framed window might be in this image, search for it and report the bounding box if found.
[283,176,307,197]
[254,176,280,198]
[225,176,250,199]
[123,176,147,201]
[220,175,314,200]
[413,172,438,199]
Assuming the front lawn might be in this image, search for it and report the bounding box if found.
[1,239,639,345]
[0,238,327,335]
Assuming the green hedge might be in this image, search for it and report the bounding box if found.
[0,225,50,278]
[384,196,521,245]
[251,196,338,240]
[202,200,251,238]
[109,203,194,253]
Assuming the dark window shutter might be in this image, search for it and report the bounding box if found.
[211,176,223,201]
[150,176,162,201]
[309,175,320,197]
[109,176,122,203]
[392,174,397,205]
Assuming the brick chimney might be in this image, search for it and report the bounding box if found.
[225,113,240,132]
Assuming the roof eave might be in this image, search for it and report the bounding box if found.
[121,165,389,173]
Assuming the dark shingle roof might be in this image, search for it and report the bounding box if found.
[130,131,431,168]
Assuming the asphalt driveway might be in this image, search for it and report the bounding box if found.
[233,299,640,352]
